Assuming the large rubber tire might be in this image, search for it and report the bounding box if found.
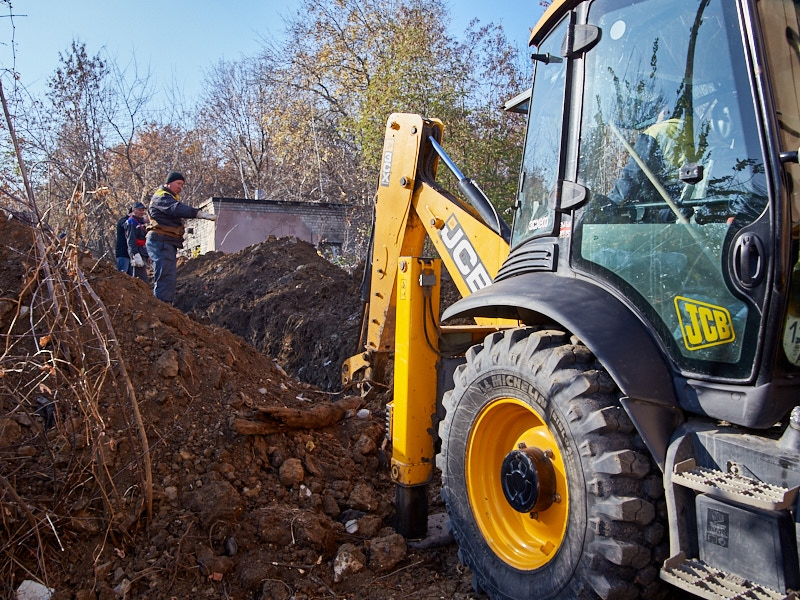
[439,328,666,600]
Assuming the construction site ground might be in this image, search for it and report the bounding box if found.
[0,216,474,600]
[2,216,694,600]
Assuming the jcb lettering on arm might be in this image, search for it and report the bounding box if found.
[439,214,493,293]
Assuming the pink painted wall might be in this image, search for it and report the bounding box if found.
[213,211,316,254]
[185,198,347,256]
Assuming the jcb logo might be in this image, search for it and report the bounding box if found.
[380,138,394,187]
[440,214,491,293]
[674,296,736,351]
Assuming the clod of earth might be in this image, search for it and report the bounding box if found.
[232,395,363,435]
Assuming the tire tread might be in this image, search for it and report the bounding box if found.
[439,328,666,600]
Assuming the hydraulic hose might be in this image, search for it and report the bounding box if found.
[428,137,511,243]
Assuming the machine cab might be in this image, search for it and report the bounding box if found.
[511,0,800,422]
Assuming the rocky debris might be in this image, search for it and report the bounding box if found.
[334,543,367,582]
[278,457,305,487]
[369,533,408,572]
[155,348,180,377]
[15,580,54,600]
[182,472,244,523]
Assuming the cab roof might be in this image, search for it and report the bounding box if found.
[530,0,581,46]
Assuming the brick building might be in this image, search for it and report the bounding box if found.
[184,197,348,256]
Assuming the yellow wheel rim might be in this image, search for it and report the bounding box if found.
[465,397,569,570]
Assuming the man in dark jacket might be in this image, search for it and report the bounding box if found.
[126,201,150,284]
[115,208,132,274]
[146,172,216,303]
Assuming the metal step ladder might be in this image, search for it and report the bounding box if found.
[661,553,797,600]
[671,459,798,511]
[660,459,799,600]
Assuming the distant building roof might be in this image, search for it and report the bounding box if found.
[199,197,347,209]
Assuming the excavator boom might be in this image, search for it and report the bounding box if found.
[342,113,511,391]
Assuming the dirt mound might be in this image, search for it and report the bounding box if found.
[174,237,363,391]
[0,216,471,600]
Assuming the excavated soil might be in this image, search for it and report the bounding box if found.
[0,216,473,600]
[173,238,363,393]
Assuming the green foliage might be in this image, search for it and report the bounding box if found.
[271,0,528,218]
[444,21,528,217]
[354,0,463,171]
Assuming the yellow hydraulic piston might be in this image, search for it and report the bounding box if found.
[390,256,441,538]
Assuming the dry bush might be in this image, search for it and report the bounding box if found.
[0,80,152,595]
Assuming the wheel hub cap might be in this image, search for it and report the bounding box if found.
[501,446,556,513]
[465,397,570,569]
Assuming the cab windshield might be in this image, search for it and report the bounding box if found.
[573,0,768,379]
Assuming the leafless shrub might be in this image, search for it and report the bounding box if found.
[0,78,152,593]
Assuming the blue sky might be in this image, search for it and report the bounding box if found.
[1,1,545,104]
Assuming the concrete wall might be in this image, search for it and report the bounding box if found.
[184,198,347,255]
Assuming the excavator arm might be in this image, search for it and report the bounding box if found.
[341,113,514,537]
[342,113,512,391]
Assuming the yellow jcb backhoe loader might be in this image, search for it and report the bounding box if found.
[344,0,800,598]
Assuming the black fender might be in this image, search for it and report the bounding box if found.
[442,272,684,470]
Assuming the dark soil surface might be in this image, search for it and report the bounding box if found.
[173,237,363,392]
[0,217,473,600]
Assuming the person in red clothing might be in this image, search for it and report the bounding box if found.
[126,201,150,284]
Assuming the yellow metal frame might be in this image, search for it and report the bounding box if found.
[390,257,441,486]
[342,113,513,388]
[530,0,580,46]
